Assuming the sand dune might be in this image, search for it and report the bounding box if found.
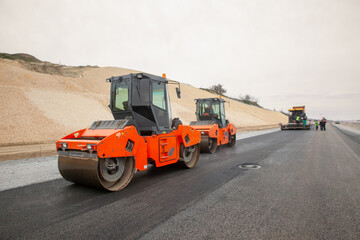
[0,58,287,145]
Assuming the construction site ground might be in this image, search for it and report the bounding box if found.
[1,124,359,239]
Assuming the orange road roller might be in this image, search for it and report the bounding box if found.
[56,73,201,191]
[190,97,237,153]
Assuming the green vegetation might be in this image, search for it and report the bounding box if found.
[208,84,227,96]
[202,86,263,108]
[0,53,42,62]
[237,94,261,108]
[230,95,262,108]
[1,52,98,77]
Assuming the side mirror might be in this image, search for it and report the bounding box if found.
[176,87,181,99]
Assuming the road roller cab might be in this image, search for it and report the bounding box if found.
[56,73,201,191]
[109,73,173,135]
[190,98,237,153]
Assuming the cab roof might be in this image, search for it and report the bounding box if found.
[107,73,168,83]
[195,97,225,102]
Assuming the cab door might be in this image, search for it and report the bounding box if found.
[220,102,227,127]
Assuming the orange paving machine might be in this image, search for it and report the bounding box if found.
[190,97,237,153]
[56,73,201,191]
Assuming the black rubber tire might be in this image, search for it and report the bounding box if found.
[227,134,236,147]
[179,143,200,169]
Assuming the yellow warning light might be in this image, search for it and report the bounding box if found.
[162,73,166,78]
[219,96,222,98]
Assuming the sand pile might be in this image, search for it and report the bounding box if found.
[0,58,287,145]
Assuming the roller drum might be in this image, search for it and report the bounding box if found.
[200,136,217,153]
[58,151,136,191]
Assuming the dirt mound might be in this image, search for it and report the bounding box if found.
[0,57,287,146]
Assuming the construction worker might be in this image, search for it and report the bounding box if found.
[315,120,319,130]
[302,114,307,125]
[296,116,300,125]
[320,117,327,131]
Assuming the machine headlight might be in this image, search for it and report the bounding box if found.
[61,143,68,148]
[87,144,97,150]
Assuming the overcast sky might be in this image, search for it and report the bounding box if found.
[1,0,359,120]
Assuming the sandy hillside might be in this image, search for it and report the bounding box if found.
[0,57,287,145]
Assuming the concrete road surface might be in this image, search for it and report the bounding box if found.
[0,124,359,240]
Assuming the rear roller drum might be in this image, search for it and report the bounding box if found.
[98,157,136,191]
[179,144,200,169]
[227,134,236,147]
[200,136,217,153]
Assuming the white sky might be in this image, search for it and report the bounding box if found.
[1,0,359,120]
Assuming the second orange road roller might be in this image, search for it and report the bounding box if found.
[190,97,237,153]
[56,73,201,191]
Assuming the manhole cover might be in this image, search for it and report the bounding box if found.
[238,164,261,169]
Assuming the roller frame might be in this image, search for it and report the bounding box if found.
[57,124,201,191]
[191,123,237,153]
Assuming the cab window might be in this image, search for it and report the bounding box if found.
[152,82,166,110]
[212,101,220,119]
[197,101,211,116]
[114,81,129,111]
[220,102,226,126]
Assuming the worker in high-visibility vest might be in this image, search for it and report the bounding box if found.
[315,120,319,130]
[296,116,300,125]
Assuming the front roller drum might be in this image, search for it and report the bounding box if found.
[58,153,136,191]
[200,136,217,153]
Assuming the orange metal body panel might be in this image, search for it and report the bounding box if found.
[96,126,147,171]
[57,125,200,171]
[57,126,148,171]
[145,125,200,167]
[145,134,179,167]
[191,125,219,139]
[191,123,237,146]
[177,125,201,147]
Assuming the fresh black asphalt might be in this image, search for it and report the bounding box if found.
[1,124,359,240]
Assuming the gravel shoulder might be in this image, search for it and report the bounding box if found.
[0,156,59,192]
[333,123,360,135]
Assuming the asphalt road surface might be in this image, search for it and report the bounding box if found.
[1,124,359,240]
